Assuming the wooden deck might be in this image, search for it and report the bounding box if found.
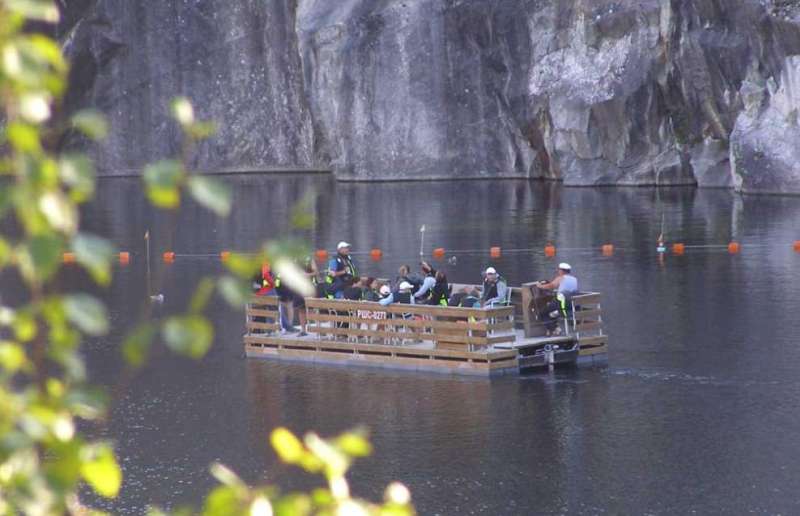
[243,289,608,376]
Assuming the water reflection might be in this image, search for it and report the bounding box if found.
[71,176,800,514]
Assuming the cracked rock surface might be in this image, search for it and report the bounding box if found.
[59,0,800,192]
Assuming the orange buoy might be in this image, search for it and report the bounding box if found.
[490,246,501,258]
[672,243,685,255]
[118,252,130,266]
[432,247,446,260]
[544,244,556,258]
[794,241,800,253]
[315,249,328,262]
[63,252,76,264]
[370,248,383,261]
[163,251,175,263]
[728,242,740,254]
[601,244,614,256]
[220,251,231,263]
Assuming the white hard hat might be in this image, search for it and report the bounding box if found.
[337,241,351,250]
[485,267,497,275]
[558,262,572,271]
[399,281,413,290]
[379,285,391,296]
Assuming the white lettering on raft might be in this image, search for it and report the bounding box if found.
[356,310,387,320]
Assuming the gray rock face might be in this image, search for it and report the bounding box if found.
[58,0,800,192]
[59,0,314,173]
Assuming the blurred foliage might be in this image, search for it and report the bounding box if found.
[0,1,413,514]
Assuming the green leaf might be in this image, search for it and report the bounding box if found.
[71,109,108,140]
[5,0,60,23]
[0,341,29,373]
[143,160,183,209]
[270,427,306,465]
[122,323,156,368]
[217,276,251,307]
[64,294,109,336]
[39,190,78,234]
[171,97,195,126]
[0,238,10,269]
[290,191,316,230]
[188,176,231,217]
[162,316,213,359]
[189,277,215,314]
[335,431,372,458]
[59,154,96,203]
[13,312,37,342]
[80,444,122,498]
[6,122,41,153]
[64,387,108,420]
[72,232,115,286]
[186,121,217,140]
[203,486,242,516]
[223,252,261,279]
[19,233,63,282]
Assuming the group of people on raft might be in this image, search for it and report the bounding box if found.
[253,241,579,336]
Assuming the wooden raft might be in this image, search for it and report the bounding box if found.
[244,297,519,376]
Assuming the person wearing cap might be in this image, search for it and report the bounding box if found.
[326,241,358,299]
[537,263,579,335]
[379,281,416,306]
[537,263,578,295]
[481,267,508,307]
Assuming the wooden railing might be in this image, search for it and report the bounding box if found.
[304,299,515,351]
[245,295,281,334]
[245,297,515,351]
[567,292,605,347]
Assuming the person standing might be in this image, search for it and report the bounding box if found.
[413,261,437,302]
[326,241,358,299]
[427,270,450,306]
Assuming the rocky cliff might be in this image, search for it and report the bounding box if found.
[58,0,800,193]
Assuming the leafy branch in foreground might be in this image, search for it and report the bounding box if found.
[0,0,413,514]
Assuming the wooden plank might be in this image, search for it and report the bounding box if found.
[245,332,516,361]
[574,321,604,332]
[571,309,602,320]
[246,322,281,330]
[307,325,493,346]
[247,308,279,317]
[248,296,280,306]
[571,293,601,305]
[578,335,608,347]
[306,312,506,332]
[579,345,607,356]
[305,298,512,319]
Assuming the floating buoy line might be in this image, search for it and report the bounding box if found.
[59,241,800,265]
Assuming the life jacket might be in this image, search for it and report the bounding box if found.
[255,264,275,296]
[482,275,505,302]
[429,280,449,306]
[394,291,413,304]
[326,254,358,284]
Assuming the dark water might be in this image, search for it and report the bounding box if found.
[75,175,800,514]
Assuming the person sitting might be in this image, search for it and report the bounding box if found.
[379,281,415,306]
[413,261,437,302]
[536,262,579,336]
[449,286,480,308]
[480,267,508,307]
[393,264,412,293]
[361,277,381,302]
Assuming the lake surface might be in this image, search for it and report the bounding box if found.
[75,175,800,514]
